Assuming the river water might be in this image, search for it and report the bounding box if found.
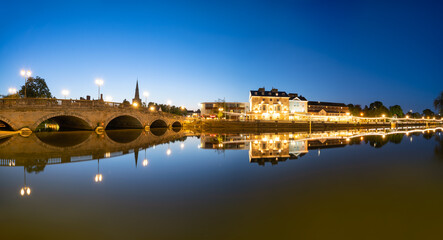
[1,127,443,239]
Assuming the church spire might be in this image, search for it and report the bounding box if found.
[132,79,142,106]
[135,79,140,99]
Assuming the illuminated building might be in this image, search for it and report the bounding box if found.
[307,101,350,116]
[249,88,291,120]
[200,102,249,119]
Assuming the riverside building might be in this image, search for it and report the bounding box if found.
[200,102,249,120]
[249,88,308,120]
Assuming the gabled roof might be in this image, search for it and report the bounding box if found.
[250,90,289,97]
[289,96,307,101]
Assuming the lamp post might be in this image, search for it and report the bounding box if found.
[143,91,149,107]
[61,89,70,99]
[167,100,172,113]
[20,69,32,98]
[95,79,104,100]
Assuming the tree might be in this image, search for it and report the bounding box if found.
[422,109,435,117]
[18,76,52,98]
[389,105,404,118]
[366,101,390,117]
[122,99,130,107]
[434,91,443,115]
[347,104,362,116]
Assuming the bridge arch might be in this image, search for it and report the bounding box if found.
[0,116,15,131]
[171,121,182,128]
[33,113,94,131]
[105,114,143,130]
[149,119,168,128]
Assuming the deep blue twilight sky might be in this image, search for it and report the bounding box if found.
[1,0,442,111]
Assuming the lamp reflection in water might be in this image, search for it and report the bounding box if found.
[142,149,149,167]
[20,167,31,197]
[94,159,103,183]
[166,143,172,156]
[180,143,185,149]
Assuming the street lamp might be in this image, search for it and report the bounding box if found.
[143,91,149,106]
[61,89,70,99]
[20,69,32,98]
[95,78,104,100]
[167,100,172,113]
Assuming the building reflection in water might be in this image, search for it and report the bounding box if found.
[199,127,443,166]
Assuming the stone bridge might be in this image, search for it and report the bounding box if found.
[0,98,185,131]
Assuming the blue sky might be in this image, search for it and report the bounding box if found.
[1,0,442,111]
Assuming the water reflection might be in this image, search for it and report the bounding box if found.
[0,128,189,173]
[1,126,443,238]
[199,127,443,165]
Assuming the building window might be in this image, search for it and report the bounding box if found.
[270,98,273,101]
[262,105,266,111]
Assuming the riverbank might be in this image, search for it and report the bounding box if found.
[184,120,442,134]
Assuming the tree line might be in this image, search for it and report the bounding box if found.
[348,91,443,118]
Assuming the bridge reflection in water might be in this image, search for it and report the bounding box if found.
[0,128,189,172]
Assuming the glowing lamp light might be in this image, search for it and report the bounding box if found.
[150,106,155,111]
[20,69,26,76]
[406,115,409,119]
[360,113,364,116]
[180,106,185,110]
[132,102,138,107]
[167,100,172,105]
[61,89,70,98]
[8,88,17,94]
[95,78,104,86]
[218,107,224,111]
[20,187,31,196]
[94,174,103,182]
[143,91,149,98]
[142,159,149,167]
[382,114,385,118]
[105,96,113,102]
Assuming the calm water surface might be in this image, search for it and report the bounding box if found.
[1,127,443,239]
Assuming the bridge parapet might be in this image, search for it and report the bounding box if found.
[0,98,122,109]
